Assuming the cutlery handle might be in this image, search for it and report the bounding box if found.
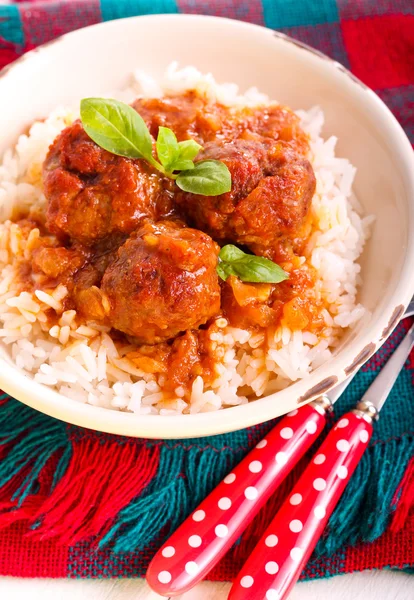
[229,411,373,600]
[146,400,330,596]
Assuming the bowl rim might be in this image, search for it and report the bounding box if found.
[1,14,414,439]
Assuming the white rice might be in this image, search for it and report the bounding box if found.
[0,64,372,415]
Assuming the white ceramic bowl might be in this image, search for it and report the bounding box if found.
[0,15,413,439]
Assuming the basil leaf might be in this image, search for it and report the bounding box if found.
[218,245,288,284]
[231,256,289,283]
[177,139,202,161]
[80,98,153,160]
[167,140,202,172]
[170,159,195,171]
[176,160,231,196]
[216,262,231,282]
[79,99,231,192]
[156,126,179,170]
[219,244,246,262]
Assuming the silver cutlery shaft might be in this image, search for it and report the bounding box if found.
[361,323,414,412]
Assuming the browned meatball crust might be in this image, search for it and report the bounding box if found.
[232,160,316,248]
[175,140,269,239]
[251,105,310,157]
[101,221,221,343]
[174,139,315,251]
[133,93,210,143]
[43,121,172,244]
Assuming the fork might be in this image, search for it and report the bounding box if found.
[229,304,414,599]
[146,299,414,596]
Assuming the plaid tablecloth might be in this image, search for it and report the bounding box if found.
[0,0,413,583]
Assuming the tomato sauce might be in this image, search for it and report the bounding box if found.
[12,90,323,396]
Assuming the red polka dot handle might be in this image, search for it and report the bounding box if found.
[229,411,373,600]
[146,400,329,596]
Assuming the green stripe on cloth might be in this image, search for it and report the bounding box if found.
[100,432,250,552]
[262,0,339,28]
[100,0,178,20]
[0,5,24,46]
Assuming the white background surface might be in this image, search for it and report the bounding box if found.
[1,571,413,599]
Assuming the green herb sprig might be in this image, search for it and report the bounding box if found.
[80,98,231,196]
[217,245,289,284]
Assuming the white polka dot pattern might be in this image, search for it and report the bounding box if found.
[146,402,330,597]
[265,534,278,547]
[185,561,199,575]
[245,486,258,500]
[215,524,228,538]
[275,452,288,465]
[157,571,171,584]
[290,547,304,561]
[314,505,326,520]
[337,465,348,479]
[336,439,350,452]
[306,421,317,434]
[227,412,372,600]
[161,546,175,558]
[313,478,326,491]
[249,460,262,473]
[280,427,293,439]
[289,519,303,533]
[218,497,231,510]
[240,575,254,588]
[188,535,202,548]
[192,510,205,522]
[265,561,279,574]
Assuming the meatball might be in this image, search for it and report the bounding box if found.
[32,246,88,280]
[232,160,316,248]
[175,140,269,239]
[174,139,315,251]
[133,91,250,144]
[43,121,171,244]
[101,221,221,343]
[133,92,209,143]
[244,104,311,158]
[71,234,127,322]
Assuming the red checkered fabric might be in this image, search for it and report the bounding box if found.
[0,0,413,584]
